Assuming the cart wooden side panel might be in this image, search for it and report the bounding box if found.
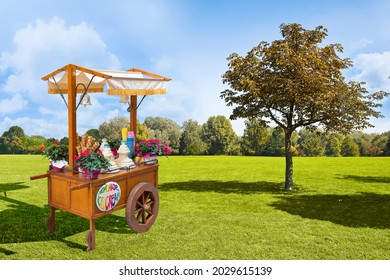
[49,175,78,212]
[70,184,90,217]
[46,164,158,220]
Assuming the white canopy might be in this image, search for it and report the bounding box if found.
[43,64,170,96]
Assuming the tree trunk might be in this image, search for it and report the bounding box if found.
[284,130,293,191]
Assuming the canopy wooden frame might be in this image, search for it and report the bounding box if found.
[42,64,171,173]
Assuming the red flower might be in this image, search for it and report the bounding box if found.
[55,141,60,145]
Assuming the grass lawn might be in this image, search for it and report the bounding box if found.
[0,155,389,260]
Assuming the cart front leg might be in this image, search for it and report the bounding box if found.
[86,219,96,251]
[46,206,55,234]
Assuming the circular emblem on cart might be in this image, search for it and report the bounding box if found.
[96,181,121,212]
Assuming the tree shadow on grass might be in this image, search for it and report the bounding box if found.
[0,193,132,254]
[337,175,390,184]
[271,192,390,229]
[0,182,29,197]
[160,180,288,194]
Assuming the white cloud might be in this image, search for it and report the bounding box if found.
[0,117,15,134]
[0,116,68,138]
[343,38,373,55]
[142,49,248,135]
[35,94,123,137]
[0,94,28,113]
[347,51,390,133]
[0,17,123,137]
[351,38,373,51]
[150,56,174,73]
[328,50,390,134]
[362,116,390,134]
[351,51,390,92]
[0,17,121,102]
[0,100,123,139]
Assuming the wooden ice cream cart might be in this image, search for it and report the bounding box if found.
[30,64,171,251]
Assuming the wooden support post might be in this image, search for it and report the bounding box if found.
[67,65,77,173]
[86,219,96,251]
[47,206,55,234]
[130,95,137,142]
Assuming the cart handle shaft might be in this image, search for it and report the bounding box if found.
[30,173,49,180]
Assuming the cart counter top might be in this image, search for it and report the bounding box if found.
[45,164,159,186]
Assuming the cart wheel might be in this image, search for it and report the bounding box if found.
[126,182,159,233]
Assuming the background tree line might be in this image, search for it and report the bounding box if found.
[1,115,390,156]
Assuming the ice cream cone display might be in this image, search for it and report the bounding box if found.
[99,138,108,152]
[115,140,136,169]
[102,143,119,172]
[76,134,100,155]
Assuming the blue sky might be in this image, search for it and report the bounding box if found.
[1,0,390,138]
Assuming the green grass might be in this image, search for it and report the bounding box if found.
[0,155,389,260]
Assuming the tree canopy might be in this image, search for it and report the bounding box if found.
[144,117,181,154]
[98,116,130,140]
[179,119,207,155]
[201,115,240,155]
[2,126,25,139]
[221,23,388,191]
[0,116,389,158]
[241,118,270,156]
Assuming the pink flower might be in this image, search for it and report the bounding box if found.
[165,147,172,155]
[80,150,90,157]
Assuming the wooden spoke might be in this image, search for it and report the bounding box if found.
[136,210,142,221]
[142,210,146,224]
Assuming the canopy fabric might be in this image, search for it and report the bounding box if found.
[102,70,167,96]
[44,65,170,96]
[48,71,106,94]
